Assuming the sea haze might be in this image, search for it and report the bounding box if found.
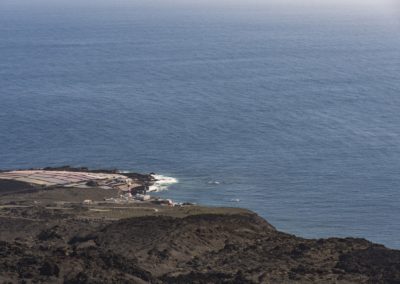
[0,1,399,248]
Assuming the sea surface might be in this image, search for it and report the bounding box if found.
[1,1,400,248]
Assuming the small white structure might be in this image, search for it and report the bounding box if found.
[135,194,151,201]
[83,199,92,205]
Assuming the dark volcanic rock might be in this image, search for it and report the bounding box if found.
[0,179,37,195]
[336,246,400,283]
[38,227,62,241]
[76,213,400,283]
[0,208,399,283]
[39,260,60,277]
[161,271,254,284]
[86,180,99,187]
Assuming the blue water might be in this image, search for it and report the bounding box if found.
[1,1,400,248]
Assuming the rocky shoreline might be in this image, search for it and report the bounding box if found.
[0,167,399,283]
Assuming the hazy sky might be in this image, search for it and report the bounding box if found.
[1,0,398,24]
[1,0,397,9]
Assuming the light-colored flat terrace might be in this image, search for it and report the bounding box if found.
[0,170,132,188]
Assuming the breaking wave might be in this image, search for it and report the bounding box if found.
[148,174,178,192]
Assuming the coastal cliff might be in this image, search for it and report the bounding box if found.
[0,168,399,283]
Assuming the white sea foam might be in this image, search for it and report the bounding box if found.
[148,174,178,192]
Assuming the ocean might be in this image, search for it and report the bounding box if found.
[1,1,399,248]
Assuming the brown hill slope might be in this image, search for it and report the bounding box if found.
[1,211,399,283]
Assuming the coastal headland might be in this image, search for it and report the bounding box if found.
[0,167,399,283]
